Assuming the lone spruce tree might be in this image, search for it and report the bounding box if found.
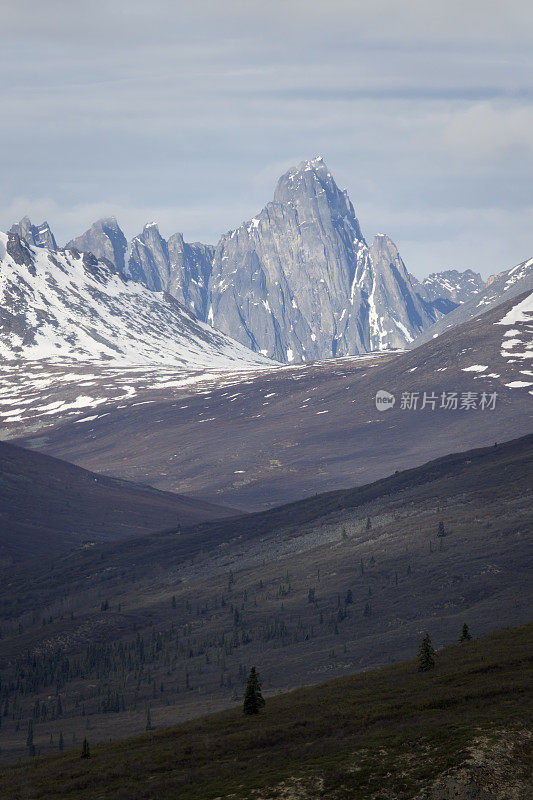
[243,666,265,715]
[145,707,153,731]
[80,737,90,759]
[417,633,436,672]
[26,719,35,757]
[459,622,472,642]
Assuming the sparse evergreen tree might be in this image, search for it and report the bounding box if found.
[437,521,446,537]
[145,706,153,731]
[59,731,64,751]
[459,622,472,642]
[80,737,90,758]
[243,667,265,715]
[26,719,35,755]
[418,633,436,671]
[366,516,371,530]
[307,588,315,603]
[345,589,353,605]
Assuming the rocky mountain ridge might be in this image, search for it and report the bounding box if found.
[0,230,273,369]
[411,255,533,347]
[10,158,492,363]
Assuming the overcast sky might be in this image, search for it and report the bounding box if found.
[1,0,532,278]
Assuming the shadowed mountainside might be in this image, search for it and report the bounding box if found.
[0,441,238,564]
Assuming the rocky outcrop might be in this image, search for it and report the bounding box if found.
[124,224,214,319]
[126,222,170,291]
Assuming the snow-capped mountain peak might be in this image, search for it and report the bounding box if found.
[0,231,274,369]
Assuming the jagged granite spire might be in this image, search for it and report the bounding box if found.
[126,222,170,292]
[0,229,273,368]
[207,157,373,362]
[207,158,448,360]
[9,217,57,250]
[66,218,127,271]
[167,233,214,319]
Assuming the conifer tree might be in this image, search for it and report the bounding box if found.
[80,737,90,759]
[59,731,64,751]
[243,666,265,715]
[26,719,35,756]
[459,622,472,642]
[418,633,436,671]
[145,707,153,731]
[437,521,446,537]
[366,516,371,530]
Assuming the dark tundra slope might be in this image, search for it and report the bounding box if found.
[0,441,237,564]
[15,290,532,511]
[0,434,530,764]
[0,624,531,800]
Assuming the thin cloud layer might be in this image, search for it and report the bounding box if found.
[1,1,531,277]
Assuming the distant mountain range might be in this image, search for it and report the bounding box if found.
[10,157,503,364]
[410,255,533,347]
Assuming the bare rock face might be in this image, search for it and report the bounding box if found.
[127,222,170,292]
[66,217,127,272]
[125,225,215,319]
[207,157,367,361]
[208,158,447,360]
[9,217,57,250]
[167,233,214,319]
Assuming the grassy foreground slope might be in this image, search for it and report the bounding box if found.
[1,623,531,800]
